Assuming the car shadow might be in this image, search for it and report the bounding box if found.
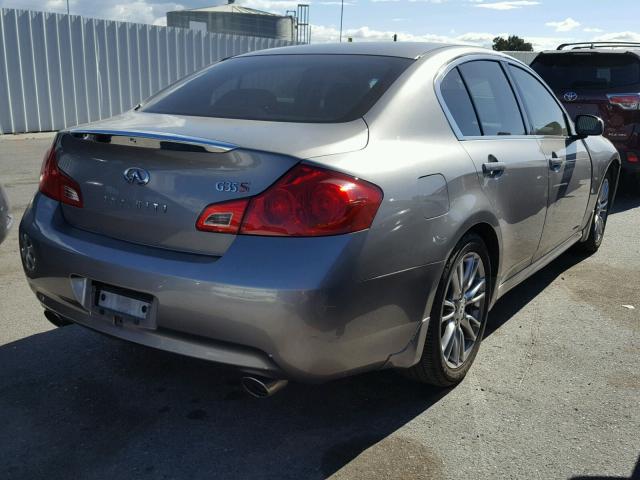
[0,252,607,480]
[485,250,584,338]
[569,454,639,479]
[610,188,640,215]
[0,325,450,480]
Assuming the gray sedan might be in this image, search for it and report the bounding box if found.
[19,43,619,396]
[0,183,12,245]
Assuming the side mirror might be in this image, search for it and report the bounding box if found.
[574,114,604,137]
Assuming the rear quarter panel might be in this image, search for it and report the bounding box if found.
[309,47,503,285]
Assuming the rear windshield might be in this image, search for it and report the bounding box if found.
[142,54,413,123]
[531,53,640,90]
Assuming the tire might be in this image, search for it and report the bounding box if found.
[406,233,491,387]
[575,170,613,255]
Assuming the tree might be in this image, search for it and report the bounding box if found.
[492,35,533,52]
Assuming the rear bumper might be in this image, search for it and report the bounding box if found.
[612,143,640,174]
[19,194,443,382]
[0,212,12,245]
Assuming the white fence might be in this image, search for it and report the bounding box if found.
[0,8,294,134]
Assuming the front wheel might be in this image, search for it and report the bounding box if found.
[405,233,491,387]
[576,171,612,255]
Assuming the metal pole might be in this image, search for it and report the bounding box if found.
[339,0,344,42]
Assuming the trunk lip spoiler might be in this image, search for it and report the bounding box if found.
[65,128,238,153]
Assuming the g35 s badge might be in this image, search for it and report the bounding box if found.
[215,181,250,193]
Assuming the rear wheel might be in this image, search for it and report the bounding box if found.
[406,233,490,387]
[576,171,612,255]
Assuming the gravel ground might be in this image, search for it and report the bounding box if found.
[0,134,638,480]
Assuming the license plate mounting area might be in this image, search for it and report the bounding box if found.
[92,283,156,329]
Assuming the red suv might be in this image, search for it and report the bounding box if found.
[531,42,640,185]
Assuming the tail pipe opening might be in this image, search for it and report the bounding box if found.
[44,310,73,328]
[241,376,288,398]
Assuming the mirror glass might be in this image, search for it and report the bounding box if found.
[575,115,604,137]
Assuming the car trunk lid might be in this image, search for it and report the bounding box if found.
[57,115,369,256]
[531,51,640,143]
[559,89,638,142]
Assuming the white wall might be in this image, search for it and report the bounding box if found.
[0,8,294,134]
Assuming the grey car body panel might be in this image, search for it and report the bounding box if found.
[0,183,11,245]
[237,41,454,59]
[20,44,619,382]
[69,112,369,160]
[58,133,301,256]
[22,194,442,381]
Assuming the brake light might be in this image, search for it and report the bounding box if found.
[39,143,83,208]
[607,94,640,110]
[628,152,639,163]
[196,164,383,237]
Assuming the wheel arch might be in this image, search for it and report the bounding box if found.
[448,212,502,307]
[607,155,622,209]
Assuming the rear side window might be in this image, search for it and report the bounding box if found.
[458,61,526,136]
[143,54,413,123]
[531,53,640,90]
[440,68,481,136]
[508,66,568,136]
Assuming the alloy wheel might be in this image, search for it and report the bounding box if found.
[440,252,487,369]
[594,178,609,245]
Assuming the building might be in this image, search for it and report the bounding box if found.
[167,1,298,42]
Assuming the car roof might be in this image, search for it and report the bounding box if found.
[237,42,457,59]
[539,43,640,56]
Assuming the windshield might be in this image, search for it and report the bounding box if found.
[142,54,413,123]
[531,53,640,90]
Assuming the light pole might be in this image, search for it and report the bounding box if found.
[66,0,70,15]
[339,0,344,42]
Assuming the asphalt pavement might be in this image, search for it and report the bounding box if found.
[0,134,638,480]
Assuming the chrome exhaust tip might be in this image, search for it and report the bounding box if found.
[241,376,288,398]
[44,310,73,328]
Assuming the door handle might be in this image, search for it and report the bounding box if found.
[549,152,564,170]
[482,161,506,177]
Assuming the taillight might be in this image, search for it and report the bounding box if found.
[607,94,640,110]
[196,164,383,237]
[628,152,639,163]
[196,198,249,234]
[39,142,83,208]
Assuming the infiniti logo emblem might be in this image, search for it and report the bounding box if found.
[123,167,150,185]
[563,91,578,102]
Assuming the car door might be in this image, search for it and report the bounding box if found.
[440,60,549,281]
[507,65,592,259]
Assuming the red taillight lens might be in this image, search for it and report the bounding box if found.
[196,198,249,233]
[39,144,83,208]
[628,152,639,163]
[241,165,383,236]
[196,164,383,237]
[607,94,640,110]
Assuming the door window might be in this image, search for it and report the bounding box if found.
[508,65,569,136]
[458,61,526,136]
[440,68,482,136]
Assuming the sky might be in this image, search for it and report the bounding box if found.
[1,0,640,50]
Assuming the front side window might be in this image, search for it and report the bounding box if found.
[440,68,481,136]
[143,54,413,123]
[458,61,526,136]
[508,65,568,136]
